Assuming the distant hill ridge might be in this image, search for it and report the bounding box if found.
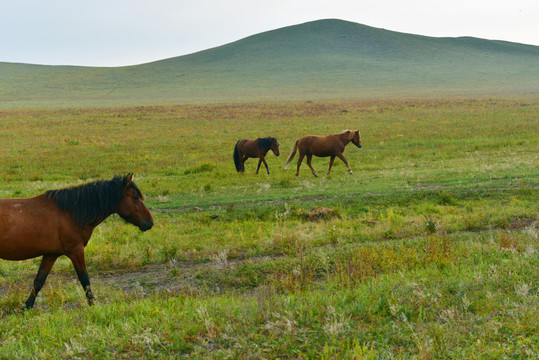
[1,19,538,107]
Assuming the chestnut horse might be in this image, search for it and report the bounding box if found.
[284,130,362,177]
[0,174,153,309]
[233,137,280,174]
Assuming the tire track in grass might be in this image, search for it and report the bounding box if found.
[150,182,538,213]
[94,219,536,297]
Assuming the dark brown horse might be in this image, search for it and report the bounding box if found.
[0,174,153,309]
[234,137,280,174]
[284,130,362,177]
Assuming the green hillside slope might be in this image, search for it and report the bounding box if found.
[1,19,538,106]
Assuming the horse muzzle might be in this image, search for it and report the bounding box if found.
[139,219,154,231]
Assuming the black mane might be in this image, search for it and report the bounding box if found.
[45,175,141,228]
[257,137,276,151]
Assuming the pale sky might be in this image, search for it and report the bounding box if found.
[1,0,538,67]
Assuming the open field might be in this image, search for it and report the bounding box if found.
[0,98,537,358]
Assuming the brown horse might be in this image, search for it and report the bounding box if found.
[0,174,153,309]
[284,130,362,177]
[233,137,280,174]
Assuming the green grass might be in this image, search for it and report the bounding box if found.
[0,98,537,358]
[2,19,539,107]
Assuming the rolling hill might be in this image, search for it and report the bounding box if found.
[1,19,538,107]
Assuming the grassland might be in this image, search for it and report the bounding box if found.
[0,98,537,359]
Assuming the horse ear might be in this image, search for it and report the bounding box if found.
[125,173,133,186]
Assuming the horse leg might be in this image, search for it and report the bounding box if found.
[24,255,59,309]
[337,154,353,174]
[262,157,270,174]
[241,155,248,172]
[256,158,262,174]
[296,153,305,177]
[327,156,336,176]
[306,155,318,177]
[66,248,95,305]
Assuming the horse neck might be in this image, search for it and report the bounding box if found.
[85,211,115,228]
[45,186,120,229]
[337,132,352,146]
[257,139,272,153]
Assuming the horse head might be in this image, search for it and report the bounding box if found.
[270,137,280,156]
[348,130,362,148]
[117,174,154,231]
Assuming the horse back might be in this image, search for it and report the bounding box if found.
[298,134,344,157]
[0,196,68,260]
[236,139,260,158]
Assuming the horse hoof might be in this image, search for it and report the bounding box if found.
[349,171,354,175]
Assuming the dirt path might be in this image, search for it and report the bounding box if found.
[95,218,537,297]
[151,182,538,214]
[92,254,278,297]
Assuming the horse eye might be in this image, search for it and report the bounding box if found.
[133,196,139,201]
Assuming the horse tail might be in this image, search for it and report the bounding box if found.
[233,141,241,172]
[284,139,299,168]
